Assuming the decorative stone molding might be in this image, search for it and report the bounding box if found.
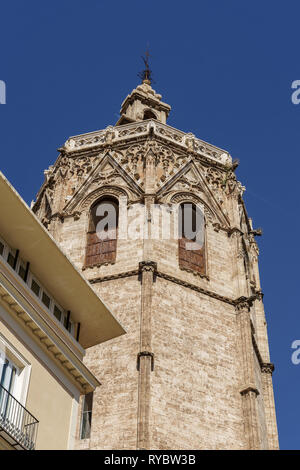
[234,296,255,311]
[47,211,65,222]
[78,186,128,211]
[170,192,215,224]
[178,265,209,281]
[212,222,221,232]
[184,133,196,153]
[64,131,107,151]
[82,260,116,271]
[45,210,82,223]
[111,141,179,189]
[138,261,157,282]
[255,290,264,301]
[88,270,139,284]
[73,211,81,221]
[156,272,235,305]
[213,222,241,235]
[61,119,232,167]
[88,268,265,309]
[240,385,260,396]
[137,351,155,372]
[139,261,157,272]
[156,124,184,144]
[117,124,148,139]
[261,363,275,375]
[228,227,243,237]
[205,167,224,189]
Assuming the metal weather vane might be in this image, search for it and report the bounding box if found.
[138,48,154,84]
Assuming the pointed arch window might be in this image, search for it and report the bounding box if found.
[143,109,157,120]
[178,203,206,275]
[85,197,119,268]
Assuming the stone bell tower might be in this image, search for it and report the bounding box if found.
[32,69,278,449]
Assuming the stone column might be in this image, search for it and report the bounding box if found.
[136,138,157,449]
[231,230,249,298]
[236,298,260,449]
[137,261,157,450]
[251,249,279,449]
[261,363,279,449]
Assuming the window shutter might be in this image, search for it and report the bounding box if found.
[178,237,206,275]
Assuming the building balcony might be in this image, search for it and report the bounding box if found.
[0,384,39,450]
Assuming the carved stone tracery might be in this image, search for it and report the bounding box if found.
[78,186,129,212]
[111,141,184,190]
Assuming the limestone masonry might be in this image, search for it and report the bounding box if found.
[32,79,279,449]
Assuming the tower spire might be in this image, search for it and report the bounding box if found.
[115,51,171,125]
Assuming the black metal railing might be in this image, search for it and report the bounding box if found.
[0,384,39,450]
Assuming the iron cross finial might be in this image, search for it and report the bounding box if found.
[138,47,154,84]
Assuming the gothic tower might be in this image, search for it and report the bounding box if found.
[32,75,279,450]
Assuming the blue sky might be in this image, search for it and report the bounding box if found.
[0,0,299,449]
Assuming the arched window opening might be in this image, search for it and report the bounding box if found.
[85,197,119,267]
[143,109,157,120]
[178,203,206,275]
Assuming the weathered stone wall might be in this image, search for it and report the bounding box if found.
[75,275,141,450]
[150,278,245,449]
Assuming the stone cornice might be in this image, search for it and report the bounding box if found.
[89,270,139,284]
[240,384,260,396]
[88,268,239,306]
[61,120,232,167]
[261,362,275,374]
[121,90,171,114]
[88,269,265,309]
[156,271,228,302]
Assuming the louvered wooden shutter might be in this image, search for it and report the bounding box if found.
[178,237,206,275]
[85,229,117,267]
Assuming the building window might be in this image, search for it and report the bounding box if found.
[0,337,33,448]
[18,261,27,281]
[178,203,206,275]
[53,305,62,322]
[42,292,51,309]
[0,357,18,396]
[0,241,4,256]
[7,251,16,269]
[0,337,31,405]
[85,198,119,268]
[31,279,41,297]
[143,109,157,120]
[80,392,93,439]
